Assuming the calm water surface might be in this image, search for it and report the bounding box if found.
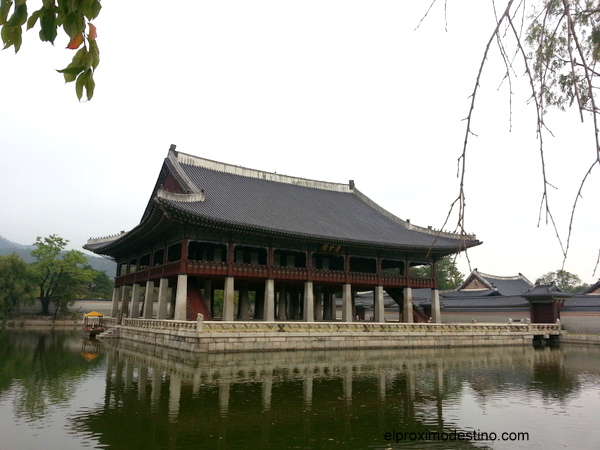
[1,329,600,449]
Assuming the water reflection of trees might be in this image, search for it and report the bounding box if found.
[66,341,586,449]
[0,330,103,420]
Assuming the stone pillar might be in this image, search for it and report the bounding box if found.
[255,286,265,320]
[314,285,323,321]
[374,285,385,323]
[151,368,162,408]
[222,276,235,321]
[168,374,181,423]
[120,285,131,318]
[168,286,176,319]
[143,280,155,319]
[277,284,287,321]
[264,279,275,321]
[262,369,273,411]
[238,282,250,320]
[174,274,188,321]
[138,365,148,400]
[431,288,441,323]
[157,278,169,320]
[110,286,120,318]
[403,287,414,323]
[303,371,313,409]
[342,283,353,322]
[130,283,141,318]
[219,380,230,416]
[303,281,314,322]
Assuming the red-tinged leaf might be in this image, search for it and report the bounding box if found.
[67,32,83,49]
[88,22,96,40]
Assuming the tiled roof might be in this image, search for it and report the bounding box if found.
[563,294,600,312]
[153,150,480,251]
[523,284,572,298]
[439,295,530,309]
[456,269,533,296]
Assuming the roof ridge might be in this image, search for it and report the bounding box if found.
[173,149,352,193]
[478,272,533,284]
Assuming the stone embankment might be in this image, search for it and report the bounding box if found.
[99,318,560,353]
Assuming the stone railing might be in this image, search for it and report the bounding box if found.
[120,319,560,335]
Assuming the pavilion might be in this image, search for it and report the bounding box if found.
[85,145,481,323]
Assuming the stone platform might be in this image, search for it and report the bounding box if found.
[99,319,560,353]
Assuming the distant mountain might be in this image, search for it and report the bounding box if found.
[0,235,33,250]
[0,236,116,277]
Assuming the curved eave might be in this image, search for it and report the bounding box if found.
[85,206,169,257]
[155,197,481,257]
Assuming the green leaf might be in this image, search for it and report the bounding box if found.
[85,71,95,100]
[62,12,83,39]
[56,65,85,74]
[84,0,101,21]
[39,9,57,43]
[26,9,41,30]
[7,3,27,27]
[88,38,99,69]
[56,59,85,83]
[11,22,21,51]
[1,23,13,48]
[75,69,89,100]
[0,0,12,26]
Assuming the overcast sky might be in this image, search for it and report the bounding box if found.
[1,1,598,284]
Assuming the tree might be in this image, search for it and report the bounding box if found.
[422,1,600,275]
[0,252,35,320]
[30,234,94,317]
[83,265,112,299]
[410,256,464,290]
[0,0,102,100]
[536,269,589,292]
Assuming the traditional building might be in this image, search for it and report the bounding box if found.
[85,146,481,323]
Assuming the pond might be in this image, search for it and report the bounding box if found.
[1,329,599,449]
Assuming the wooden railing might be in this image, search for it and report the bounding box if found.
[115,259,436,289]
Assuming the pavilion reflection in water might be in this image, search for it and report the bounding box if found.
[68,339,583,449]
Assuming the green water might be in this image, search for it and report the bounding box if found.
[1,329,599,449]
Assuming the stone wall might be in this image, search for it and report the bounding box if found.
[105,320,559,353]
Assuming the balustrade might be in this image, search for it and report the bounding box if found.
[118,319,560,335]
[115,259,435,289]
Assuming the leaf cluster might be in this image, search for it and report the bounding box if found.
[0,252,35,320]
[526,0,600,112]
[31,234,96,316]
[535,269,589,292]
[409,256,465,291]
[1,0,102,101]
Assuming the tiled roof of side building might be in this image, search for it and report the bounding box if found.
[456,269,533,296]
[152,149,481,251]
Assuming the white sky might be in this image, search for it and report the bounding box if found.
[1,1,598,284]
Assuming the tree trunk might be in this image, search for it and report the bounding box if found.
[40,296,51,315]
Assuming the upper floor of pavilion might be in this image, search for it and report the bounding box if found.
[84,145,481,285]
